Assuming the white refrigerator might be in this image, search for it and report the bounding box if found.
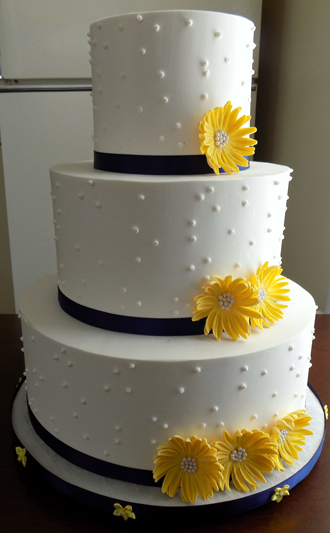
[0,0,262,308]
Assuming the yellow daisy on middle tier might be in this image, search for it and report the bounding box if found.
[250,262,290,330]
[192,276,262,341]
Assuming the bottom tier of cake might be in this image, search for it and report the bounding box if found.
[20,272,316,474]
[12,383,325,521]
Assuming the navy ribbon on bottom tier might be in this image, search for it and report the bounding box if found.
[58,288,206,336]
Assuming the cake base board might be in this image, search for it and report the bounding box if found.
[12,383,326,522]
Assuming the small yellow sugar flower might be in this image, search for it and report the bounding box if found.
[16,447,27,467]
[271,485,290,503]
[113,503,136,521]
[324,405,328,420]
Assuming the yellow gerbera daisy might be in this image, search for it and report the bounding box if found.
[250,262,290,330]
[199,101,257,175]
[153,435,223,503]
[213,429,277,492]
[270,410,313,468]
[192,276,262,341]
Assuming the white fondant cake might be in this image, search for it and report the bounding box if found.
[21,272,315,470]
[17,9,318,510]
[90,10,255,156]
[51,161,291,318]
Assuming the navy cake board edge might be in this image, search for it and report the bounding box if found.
[11,380,326,524]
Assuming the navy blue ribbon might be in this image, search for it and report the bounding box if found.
[94,151,250,175]
[58,288,205,336]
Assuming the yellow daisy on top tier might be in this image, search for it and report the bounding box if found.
[153,435,223,503]
[199,101,257,175]
[213,429,277,492]
[192,276,262,341]
[250,262,290,330]
[270,410,313,469]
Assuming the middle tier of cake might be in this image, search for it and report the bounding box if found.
[20,272,315,472]
[50,161,291,319]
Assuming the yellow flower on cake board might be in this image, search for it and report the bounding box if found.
[153,435,223,503]
[199,101,257,175]
[113,503,136,521]
[213,429,277,492]
[270,410,313,469]
[192,275,262,341]
[250,262,290,330]
[271,485,290,503]
[15,446,27,467]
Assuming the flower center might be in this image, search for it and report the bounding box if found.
[214,130,229,147]
[231,447,247,462]
[219,292,235,310]
[258,288,267,302]
[181,457,197,473]
[279,429,288,443]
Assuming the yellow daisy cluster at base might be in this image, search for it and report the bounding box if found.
[15,447,27,467]
[272,485,290,503]
[199,101,257,175]
[192,262,290,341]
[113,503,136,521]
[153,410,312,503]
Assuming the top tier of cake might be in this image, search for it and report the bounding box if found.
[90,10,255,157]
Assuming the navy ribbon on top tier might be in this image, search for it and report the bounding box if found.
[58,288,205,336]
[94,151,250,175]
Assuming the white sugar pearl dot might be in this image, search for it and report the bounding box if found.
[288,345,294,351]
[74,245,80,251]
[104,385,111,392]
[175,122,182,130]
[95,201,102,208]
[228,229,235,235]
[130,363,136,369]
[136,301,142,307]
[272,392,278,397]
[153,240,159,246]
[203,70,210,77]
[81,399,86,404]
[154,24,160,32]
[88,180,94,186]
[241,365,249,372]
[197,194,205,201]
[138,194,145,201]
[136,15,143,22]
[234,263,241,269]
[159,135,165,142]
[206,186,214,193]
[113,368,120,375]
[214,31,222,38]
[186,19,193,26]
[211,406,219,412]
[140,48,146,55]
[189,220,196,226]
[224,57,230,63]
[78,193,84,199]
[126,388,132,394]
[177,142,184,150]
[213,205,221,212]
[242,201,249,207]
[261,370,267,376]
[189,236,197,242]
[178,387,185,394]
[151,439,157,445]
[251,414,258,420]
[188,265,195,271]
[194,367,201,373]
[239,383,247,390]
[73,412,78,418]
[115,439,121,444]
[158,70,165,78]
[135,257,141,263]
[290,365,295,371]
[163,423,168,429]
[204,257,211,264]
[137,106,143,113]
[201,93,208,100]
[132,226,139,234]
[249,240,255,246]
[104,450,109,456]
[152,416,158,422]
[115,426,121,432]
[67,361,73,367]
[118,25,124,32]
[242,185,249,191]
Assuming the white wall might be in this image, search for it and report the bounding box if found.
[257,0,330,312]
